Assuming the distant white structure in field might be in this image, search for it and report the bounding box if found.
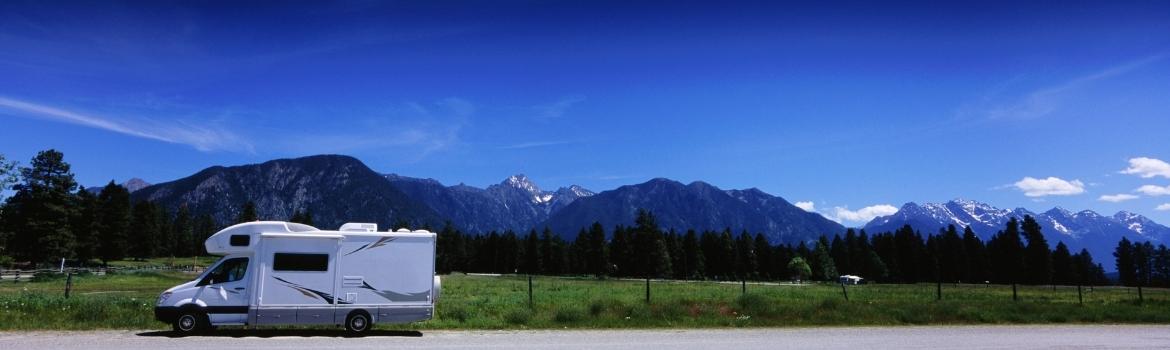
[838,275,864,285]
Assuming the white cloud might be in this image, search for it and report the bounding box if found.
[828,204,898,224]
[1136,184,1170,196]
[794,201,816,212]
[501,140,574,150]
[1121,157,1170,179]
[1013,176,1085,197]
[0,96,251,153]
[1098,194,1139,202]
[1157,203,1170,211]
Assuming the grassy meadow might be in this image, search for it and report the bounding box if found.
[2,268,1170,330]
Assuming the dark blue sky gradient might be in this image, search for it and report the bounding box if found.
[2,1,1169,224]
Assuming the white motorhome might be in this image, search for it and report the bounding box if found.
[154,221,440,334]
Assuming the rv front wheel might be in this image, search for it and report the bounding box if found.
[345,311,371,334]
[173,311,206,334]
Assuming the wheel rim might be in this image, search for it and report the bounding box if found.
[178,315,195,331]
[352,316,367,331]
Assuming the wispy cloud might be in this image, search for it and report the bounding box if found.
[986,54,1166,120]
[1013,176,1085,197]
[597,174,640,181]
[275,98,471,161]
[1157,203,1170,211]
[532,95,586,121]
[500,140,575,150]
[0,96,252,153]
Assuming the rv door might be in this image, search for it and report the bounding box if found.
[194,256,251,324]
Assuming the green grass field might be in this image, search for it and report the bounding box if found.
[2,270,1169,330]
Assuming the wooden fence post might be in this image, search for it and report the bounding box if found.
[64,272,73,298]
[1077,284,1083,306]
[645,276,651,304]
[1012,283,1018,302]
[840,282,849,301]
[528,274,534,309]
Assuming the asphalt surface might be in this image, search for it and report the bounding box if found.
[3,325,1169,349]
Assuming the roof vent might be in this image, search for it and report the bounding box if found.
[396,228,411,233]
[339,223,378,232]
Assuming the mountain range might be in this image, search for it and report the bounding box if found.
[863,199,1170,270]
[126,155,844,244]
[121,154,1168,271]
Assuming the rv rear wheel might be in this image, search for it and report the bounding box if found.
[173,311,207,334]
[345,311,371,334]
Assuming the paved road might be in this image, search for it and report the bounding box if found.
[3,325,1169,349]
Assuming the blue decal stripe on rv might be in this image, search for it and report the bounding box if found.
[272,276,352,305]
[344,236,396,256]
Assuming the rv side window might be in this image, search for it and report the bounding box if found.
[200,257,249,285]
[230,235,250,246]
[273,253,329,272]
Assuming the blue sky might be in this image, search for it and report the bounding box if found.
[2,1,1170,225]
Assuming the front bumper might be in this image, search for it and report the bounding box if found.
[154,306,179,324]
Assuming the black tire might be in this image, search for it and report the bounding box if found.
[172,310,207,335]
[345,311,372,334]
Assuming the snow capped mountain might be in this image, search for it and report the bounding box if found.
[864,199,1167,271]
[385,173,593,232]
[1113,211,1170,240]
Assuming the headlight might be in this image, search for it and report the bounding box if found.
[157,292,172,306]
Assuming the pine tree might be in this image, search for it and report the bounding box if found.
[129,201,159,259]
[632,209,671,278]
[172,206,193,257]
[4,150,79,263]
[810,237,838,281]
[1114,237,1136,286]
[193,213,217,256]
[735,230,757,279]
[753,233,772,279]
[1021,215,1051,285]
[938,225,966,282]
[830,234,849,276]
[1134,242,1154,287]
[236,201,258,223]
[586,222,608,277]
[682,229,704,279]
[1051,242,1073,285]
[718,228,737,280]
[961,226,988,283]
[609,225,632,276]
[523,229,541,274]
[155,205,173,256]
[71,187,100,264]
[988,218,1025,284]
[96,182,131,263]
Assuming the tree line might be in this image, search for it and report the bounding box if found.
[435,208,1112,285]
[0,150,285,266]
[0,149,1155,288]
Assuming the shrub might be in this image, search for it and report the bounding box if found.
[553,306,585,323]
[503,308,531,325]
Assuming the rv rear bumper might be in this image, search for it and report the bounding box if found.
[154,306,179,323]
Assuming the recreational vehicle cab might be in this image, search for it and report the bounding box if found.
[154,221,440,334]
